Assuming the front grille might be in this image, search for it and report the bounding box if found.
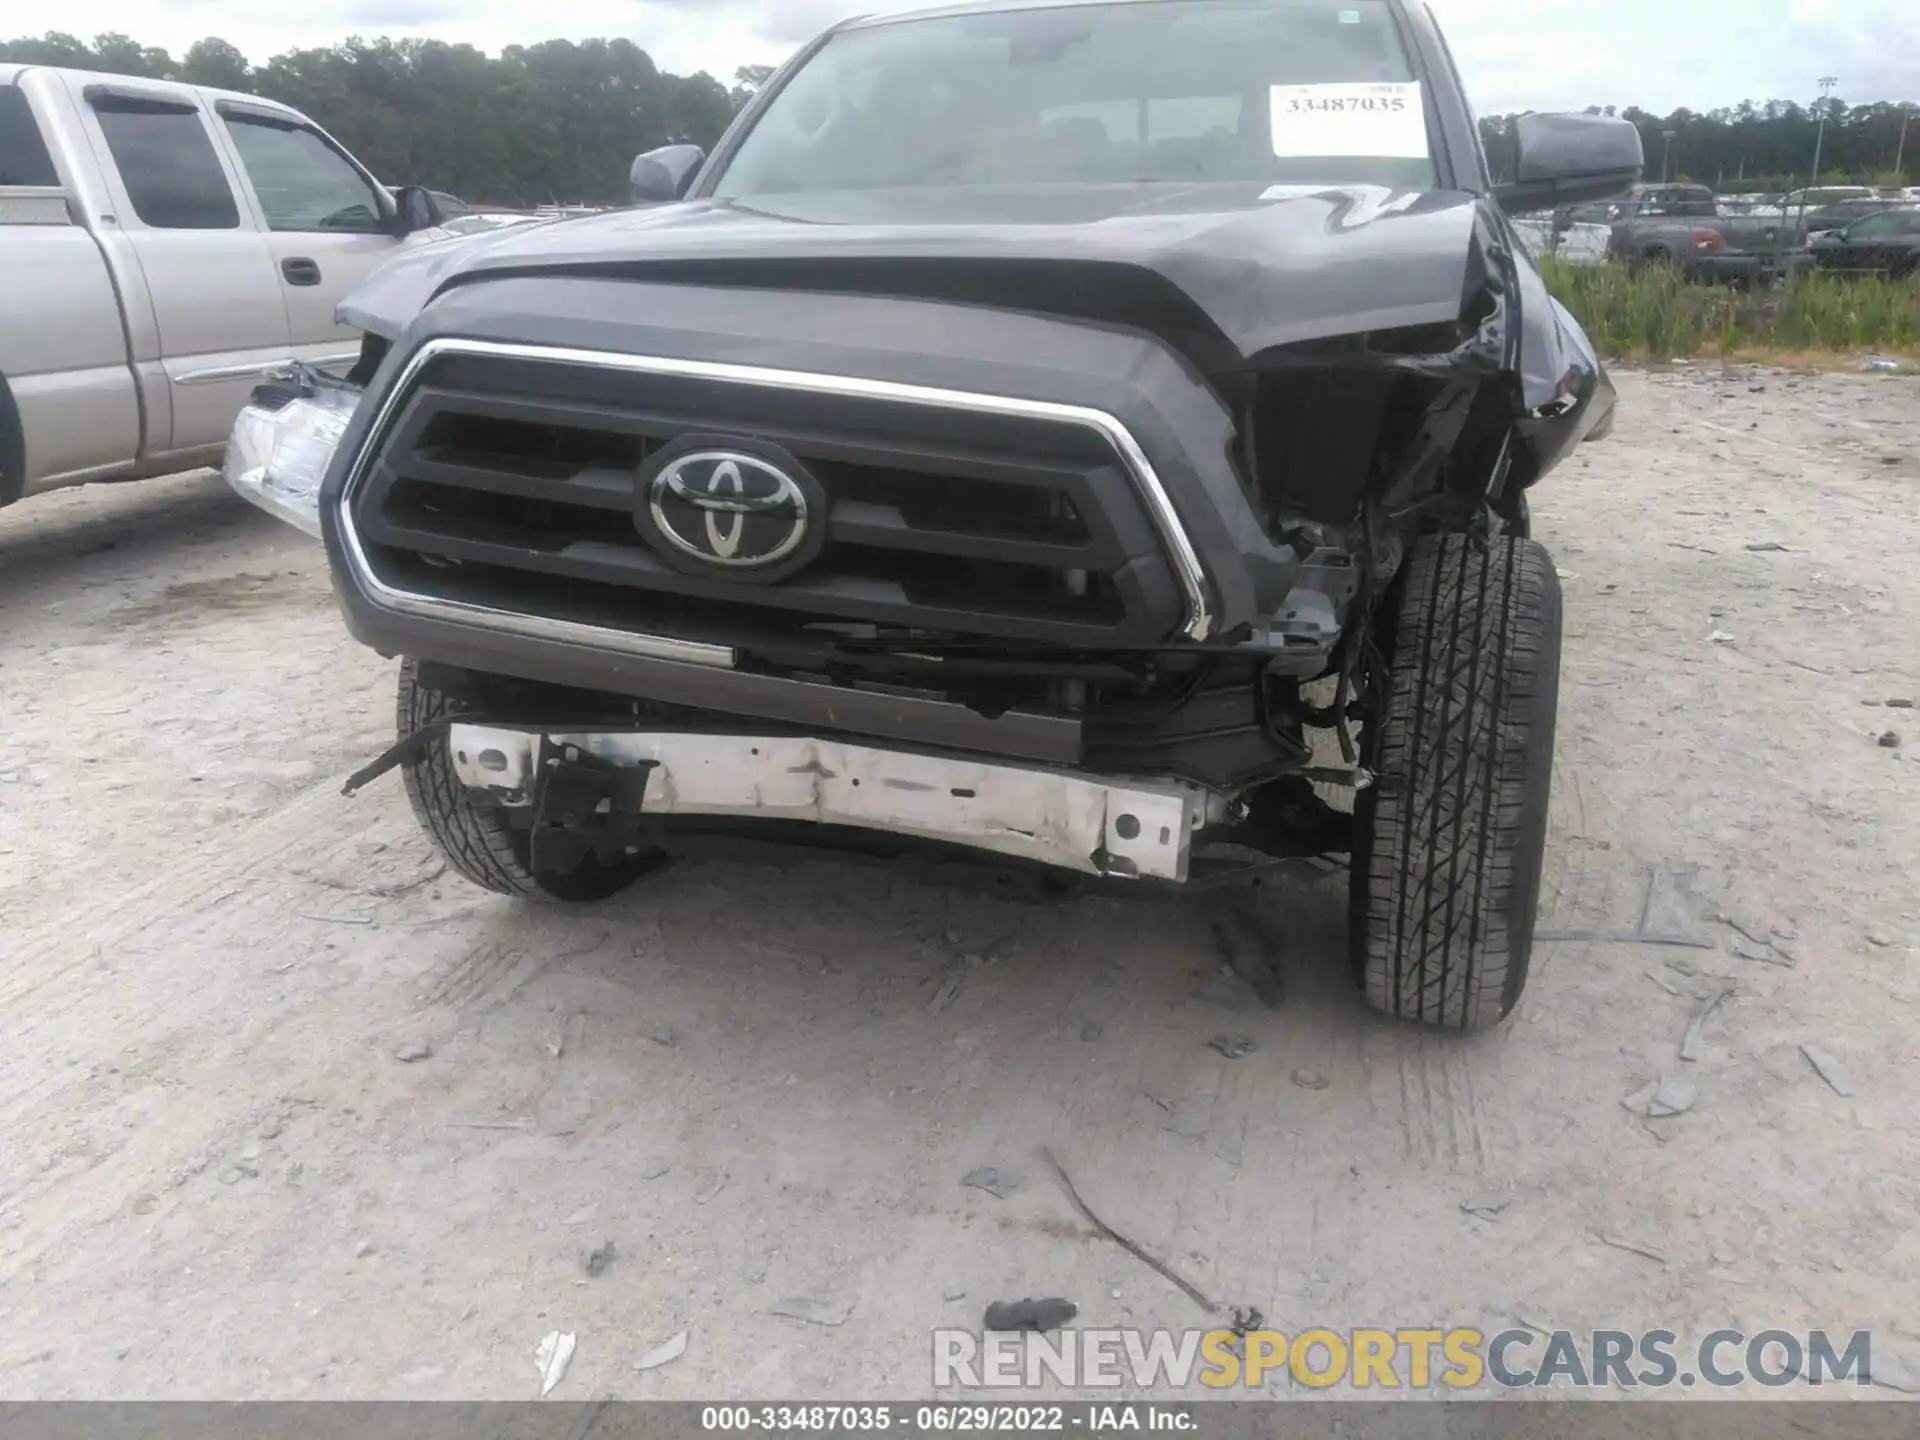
[347,347,1190,650]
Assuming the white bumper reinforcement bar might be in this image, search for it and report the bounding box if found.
[447,726,1225,882]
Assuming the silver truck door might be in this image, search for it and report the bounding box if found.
[66,78,293,464]
[1,77,142,498]
[213,104,412,369]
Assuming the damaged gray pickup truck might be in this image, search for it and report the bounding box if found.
[228,0,1641,1031]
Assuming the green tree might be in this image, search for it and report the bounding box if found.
[181,38,252,91]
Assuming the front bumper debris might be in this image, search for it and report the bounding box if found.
[445,725,1227,882]
[223,364,361,538]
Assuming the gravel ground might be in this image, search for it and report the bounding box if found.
[1,368,1916,1400]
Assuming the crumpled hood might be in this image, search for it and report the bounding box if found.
[340,183,1494,359]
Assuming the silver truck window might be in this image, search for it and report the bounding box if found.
[223,116,387,234]
[715,0,1435,198]
[0,88,60,187]
[91,98,240,229]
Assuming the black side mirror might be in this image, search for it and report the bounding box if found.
[631,144,706,205]
[390,185,445,236]
[1495,113,1644,216]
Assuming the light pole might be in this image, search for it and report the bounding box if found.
[1661,129,1676,183]
[1801,76,1838,235]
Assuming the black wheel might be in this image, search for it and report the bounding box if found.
[396,659,663,902]
[1350,534,1562,1031]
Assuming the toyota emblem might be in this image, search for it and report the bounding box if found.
[638,443,824,580]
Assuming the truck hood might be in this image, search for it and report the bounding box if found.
[339,183,1497,362]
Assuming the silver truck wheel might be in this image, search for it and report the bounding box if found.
[396,660,661,902]
[1350,535,1561,1031]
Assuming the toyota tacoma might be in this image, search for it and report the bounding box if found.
[227,0,1641,1030]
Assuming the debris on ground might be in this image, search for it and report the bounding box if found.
[1708,630,1735,645]
[1460,1198,1512,1222]
[984,1298,1078,1333]
[354,1240,375,1259]
[1622,1074,1698,1119]
[1868,929,1895,948]
[1290,1069,1329,1091]
[1879,731,1902,749]
[1536,930,1714,949]
[961,1167,1021,1200]
[392,1040,433,1063]
[1645,970,1682,995]
[546,1029,565,1059]
[1208,1035,1254,1060]
[1041,1146,1215,1312]
[1679,987,1736,1062]
[1710,911,1796,966]
[647,1028,677,1049]
[1743,542,1789,553]
[1598,1233,1669,1265]
[563,1203,600,1227]
[1730,938,1795,969]
[1230,1307,1266,1336]
[1888,698,1916,710]
[943,1288,967,1302]
[770,1296,851,1327]
[584,1241,617,1277]
[634,1329,688,1373]
[534,1330,576,1397]
[1801,1045,1856,1097]
[1079,1022,1103,1043]
[926,974,964,1015]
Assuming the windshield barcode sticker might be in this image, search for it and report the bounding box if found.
[1269,81,1428,159]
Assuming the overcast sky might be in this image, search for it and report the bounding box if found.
[25,0,1920,116]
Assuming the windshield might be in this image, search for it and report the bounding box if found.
[713,0,1436,199]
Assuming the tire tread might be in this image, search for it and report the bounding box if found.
[1354,534,1562,1030]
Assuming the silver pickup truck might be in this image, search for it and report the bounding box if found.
[0,64,450,510]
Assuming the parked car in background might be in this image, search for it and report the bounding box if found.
[1809,207,1920,278]
[1597,184,1803,282]
[1511,209,1609,265]
[1799,197,1902,239]
[0,64,449,511]
[1776,185,1876,213]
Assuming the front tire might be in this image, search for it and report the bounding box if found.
[397,659,661,902]
[1350,535,1562,1031]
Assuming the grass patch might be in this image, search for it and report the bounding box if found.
[1537,258,1920,362]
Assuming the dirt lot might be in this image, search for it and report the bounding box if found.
[1,369,1917,1400]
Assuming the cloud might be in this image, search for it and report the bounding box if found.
[335,0,464,25]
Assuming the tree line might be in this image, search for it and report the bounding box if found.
[0,31,774,207]
[3,30,1914,207]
